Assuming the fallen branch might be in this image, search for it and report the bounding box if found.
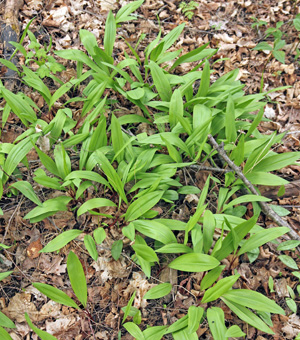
[208,134,300,241]
[189,164,233,173]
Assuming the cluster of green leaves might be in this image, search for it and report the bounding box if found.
[179,1,198,20]
[0,1,299,339]
[252,13,300,65]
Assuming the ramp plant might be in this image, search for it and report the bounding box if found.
[0,1,299,339]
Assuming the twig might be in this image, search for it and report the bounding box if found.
[189,164,233,173]
[208,134,300,242]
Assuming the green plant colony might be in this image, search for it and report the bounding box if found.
[0,1,300,339]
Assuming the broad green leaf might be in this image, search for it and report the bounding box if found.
[0,326,13,340]
[0,311,15,328]
[187,306,204,334]
[222,289,285,314]
[278,255,298,270]
[33,282,79,309]
[171,43,211,69]
[84,234,98,261]
[111,240,123,261]
[132,220,177,244]
[172,328,198,340]
[10,181,42,206]
[25,313,58,340]
[223,195,271,211]
[225,95,237,143]
[148,61,172,101]
[269,204,290,216]
[238,227,289,255]
[3,136,37,180]
[124,322,145,339]
[161,23,185,52]
[221,298,274,334]
[34,146,60,177]
[116,0,144,23]
[65,171,110,188]
[197,61,210,97]
[252,152,300,173]
[104,11,116,57]
[132,244,159,263]
[67,251,87,307]
[93,227,106,244]
[24,196,72,223]
[111,114,125,162]
[77,198,116,217]
[156,243,193,254]
[225,325,245,338]
[168,253,219,272]
[200,265,225,291]
[242,172,288,186]
[143,283,172,300]
[0,243,11,250]
[54,143,71,180]
[0,271,13,281]
[169,88,183,129]
[143,325,167,340]
[273,50,285,64]
[125,191,163,222]
[40,230,82,253]
[0,58,18,72]
[207,307,226,340]
[277,240,300,251]
[253,42,273,50]
[203,210,215,254]
[202,274,240,303]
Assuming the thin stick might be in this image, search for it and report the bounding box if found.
[189,164,233,173]
[208,134,300,241]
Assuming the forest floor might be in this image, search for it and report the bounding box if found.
[1,0,300,339]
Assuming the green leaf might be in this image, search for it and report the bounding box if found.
[33,282,79,309]
[111,114,125,162]
[277,240,300,251]
[197,61,210,98]
[156,243,193,254]
[269,204,290,217]
[67,251,87,307]
[207,307,227,340]
[40,230,82,253]
[0,271,13,281]
[122,291,136,323]
[225,96,237,143]
[273,50,285,64]
[54,143,71,180]
[77,198,116,217]
[223,195,271,211]
[0,326,14,340]
[10,181,42,206]
[187,306,204,334]
[124,322,145,339]
[93,227,106,244]
[203,210,215,254]
[0,311,15,328]
[111,240,123,261]
[25,313,58,340]
[84,234,98,261]
[225,325,246,338]
[200,265,225,291]
[132,244,159,263]
[148,61,172,101]
[4,136,37,180]
[253,42,273,51]
[169,88,184,129]
[65,171,110,188]
[168,253,219,272]
[143,283,172,300]
[222,289,285,314]
[252,152,300,172]
[104,11,116,57]
[202,274,240,303]
[278,255,299,270]
[115,0,144,23]
[132,220,177,244]
[125,191,163,222]
[24,196,72,223]
[0,58,18,72]
[243,172,289,186]
[238,227,289,255]
[221,298,274,334]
